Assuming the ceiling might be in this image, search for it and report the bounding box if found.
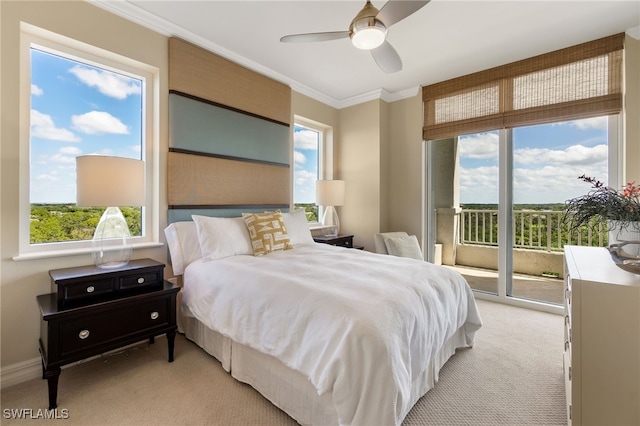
[93,0,640,108]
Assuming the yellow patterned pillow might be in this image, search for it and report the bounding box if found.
[242,210,293,256]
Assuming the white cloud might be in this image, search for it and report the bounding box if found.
[565,116,608,130]
[31,84,43,96]
[50,152,78,164]
[295,169,316,186]
[30,109,80,142]
[71,111,129,135]
[459,165,499,203]
[514,144,607,166]
[294,129,319,150]
[459,159,609,204]
[294,150,306,165]
[60,146,82,155]
[69,65,140,100]
[294,169,318,204]
[459,132,498,159]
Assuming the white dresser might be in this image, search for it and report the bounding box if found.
[564,245,640,425]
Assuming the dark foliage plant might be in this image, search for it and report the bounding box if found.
[563,175,640,233]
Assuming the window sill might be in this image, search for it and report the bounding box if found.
[12,242,164,262]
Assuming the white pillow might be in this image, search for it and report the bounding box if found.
[191,215,253,260]
[281,209,314,245]
[164,221,202,275]
[384,235,423,260]
[374,232,408,254]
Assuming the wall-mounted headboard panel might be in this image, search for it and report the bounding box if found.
[169,93,289,164]
[169,37,290,125]
[167,150,289,206]
[167,37,292,224]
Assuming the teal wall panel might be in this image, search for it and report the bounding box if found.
[168,207,290,223]
[169,93,290,165]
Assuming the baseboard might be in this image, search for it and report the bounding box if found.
[1,357,42,389]
[1,337,170,389]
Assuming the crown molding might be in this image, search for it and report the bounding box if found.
[88,0,417,109]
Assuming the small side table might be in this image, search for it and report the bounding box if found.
[313,234,363,249]
[38,264,178,409]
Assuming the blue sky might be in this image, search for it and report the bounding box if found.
[293,125,319,204]
[30,48,142,203]
[459,117,608,204]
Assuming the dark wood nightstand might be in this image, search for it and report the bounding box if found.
[38,261,179,409]
[314,234,363,249]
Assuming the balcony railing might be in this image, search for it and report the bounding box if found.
[459,209,607,252]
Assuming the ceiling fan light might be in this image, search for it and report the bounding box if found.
[351,27,386,50]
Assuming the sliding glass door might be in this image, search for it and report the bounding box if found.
[425,115,616,311]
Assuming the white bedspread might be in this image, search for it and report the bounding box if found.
[182,243,482,425]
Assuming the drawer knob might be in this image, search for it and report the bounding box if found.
[86,285,95,293]
[79,329,90,340]
[150,311,159,320]
[138,277,145,284]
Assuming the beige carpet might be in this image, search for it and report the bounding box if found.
[1,299,566,425]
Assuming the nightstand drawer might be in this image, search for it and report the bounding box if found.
[64,278,114,302]
[119,270,162,290]
[50,259,165,308]
[59,297,171,359]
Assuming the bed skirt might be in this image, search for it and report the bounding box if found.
[181,312,470,425]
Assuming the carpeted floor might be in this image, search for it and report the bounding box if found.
[1,299,566,425]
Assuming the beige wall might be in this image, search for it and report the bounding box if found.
[1,1,169,372]
[337,100,384,251]
[386,94,424,238]
[625,35,640,185]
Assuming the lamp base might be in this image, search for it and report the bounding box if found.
[321,206,340,238]
[92,206,132,269]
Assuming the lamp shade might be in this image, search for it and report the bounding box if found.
[316,180,345,206]
[76,156,145,207]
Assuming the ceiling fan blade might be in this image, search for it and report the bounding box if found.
[280,31,350,43]
[371,41,402,73]
[376,0,430,27]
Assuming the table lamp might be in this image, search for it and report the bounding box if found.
[316,180,346,237]
[76,155,145,269]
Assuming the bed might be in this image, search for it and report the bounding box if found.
[165,209,482,425]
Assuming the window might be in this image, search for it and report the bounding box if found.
[423,33,623,312]
[18,24,159,259]
[456,115,613,304]
[293,116,333,223]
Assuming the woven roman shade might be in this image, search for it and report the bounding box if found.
[422,33,624,141]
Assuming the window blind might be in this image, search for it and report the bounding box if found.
[422,33,624,141]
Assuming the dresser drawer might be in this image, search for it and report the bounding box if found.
[58,297,172,359]
[50,259,165,308]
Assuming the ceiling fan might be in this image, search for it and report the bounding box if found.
[280,0,430,73]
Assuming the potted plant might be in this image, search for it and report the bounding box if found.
[564,175,640,245]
